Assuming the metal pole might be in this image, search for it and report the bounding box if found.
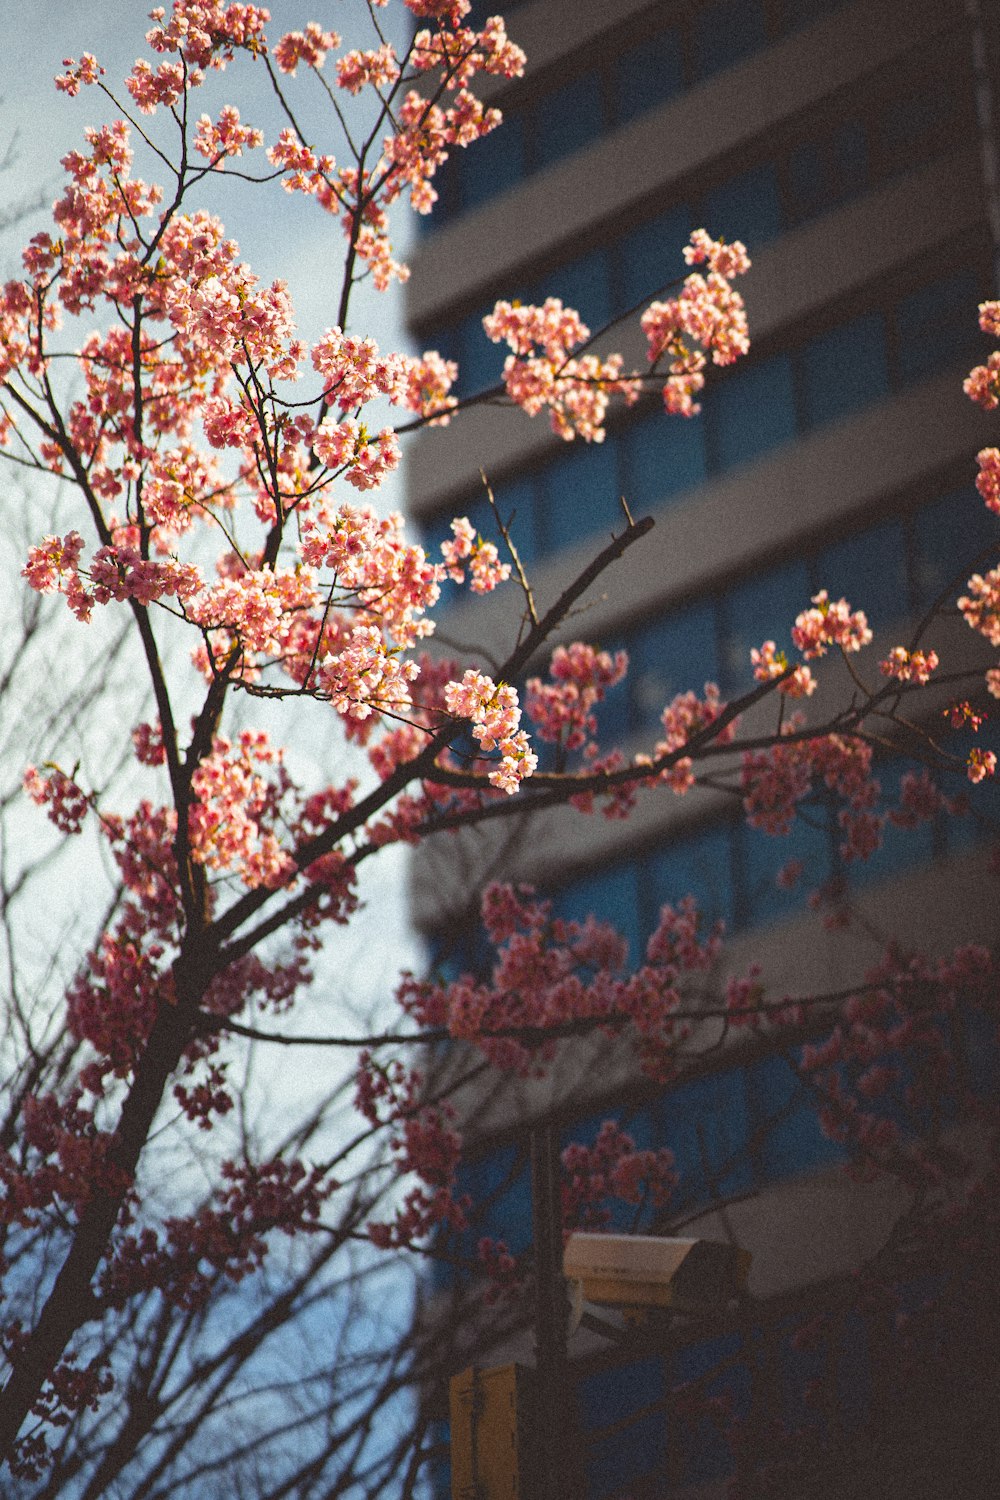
[530,1120,570,1500]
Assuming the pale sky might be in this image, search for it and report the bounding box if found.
[0,2,425,1106]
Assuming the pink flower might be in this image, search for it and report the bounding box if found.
[791,591,872,659]
[968,747,997,783]
[880,647,939,684]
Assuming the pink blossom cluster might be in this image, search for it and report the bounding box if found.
[100,1158,332,1312]
[561,1121,676,1232]
[312,417,401,490]
[958,566,1000,645]
[299,504,442,648]
[880,647,940,684]
[974,447,1000,514]
[23,532,203,623]
[641,231,751,416]
[272,23,340,75]
[310,327,457,422]
[440,516,511,593]
[791,590,873,658]
[482,297,639,440]
[525,642,628,751]
[967,747,997,783]
[652,683,734,794]
[188,732,297,889]
[750,640,816,697]
[337,43,399,95]
[443,669,537,793]
[193,105,263,164]
[23,766,90,836]
[410,14,525,89]
[742,731,878,847]
[965,352,1000,410]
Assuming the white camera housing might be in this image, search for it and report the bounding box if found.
[563,1232,751,1314]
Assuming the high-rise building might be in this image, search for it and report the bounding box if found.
[405,2,1000,1494]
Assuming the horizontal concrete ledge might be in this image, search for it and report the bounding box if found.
[406,0,966,327]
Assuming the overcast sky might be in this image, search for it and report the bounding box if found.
[0,0,415,432]
[0,3,425,1087]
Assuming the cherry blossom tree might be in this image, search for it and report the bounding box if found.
[0,1,997,1493]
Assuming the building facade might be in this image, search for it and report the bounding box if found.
[405,2,1000,1494]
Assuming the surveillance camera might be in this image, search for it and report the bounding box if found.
[563,1232,751,1314]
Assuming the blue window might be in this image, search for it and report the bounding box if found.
[629,603,721,733]
[786,117,868,223]
[612,28,684,126]
[662,1070,754,1205]
[489,471,541,568]
[911,487,998,608]
[693,0,767,80]
[894,268,981,386]
[590,628,632,748]
[747,1052,845,1185]
[623,404,707,510]
[550,861,642,967]
[782,0,848,32]
[813,517,907,632]
[534,70,604,169]
[457,304,509,395]
[839,757,935,889]
[703,162,783,248]
[540,433,622,550]
[538,248,613,334]
[716,558,812,694]
[799,312,889,430]
[458,112,526,210]
[709,354,797,473]
[576,1359,666,1499]
[673,1332,748,1484]
[455,1143,533,1255]
[739,812,832,930]
[647,823,737,937]
[960,1005,1000,1098]
[616,203,692,312]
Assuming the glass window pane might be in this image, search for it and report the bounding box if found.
[912,487,998,608]
[674,1331,748,1484]
[617,203,692,312]
[455,1142,533,1254]
[490,471,541,568]
[799,312,888,430]
[693,0,767,80]
[894,268,981,386]
[533,70,604,169]
[624,405,707,509]
[647,823,737,934]
[662,1071,753,1206]
[540,248,613,333]
[459,303,510,395]
[840,757,935,889]
[590,627,632,746]
[709,354,797,472]
[630,603,721,733]
[540,434,622,550]
[703,162,783,248]
[550,861,642,966]
[748,1052,846,1186]
[787,117,868,223]
[739,812,832,930]
[612,27,684,126]
[813,517,907,632]
[577,1359,666,1499]
[717,559,812,694]
[458,111,526,209]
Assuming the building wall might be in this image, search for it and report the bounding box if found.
[406,2,1000,1494]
